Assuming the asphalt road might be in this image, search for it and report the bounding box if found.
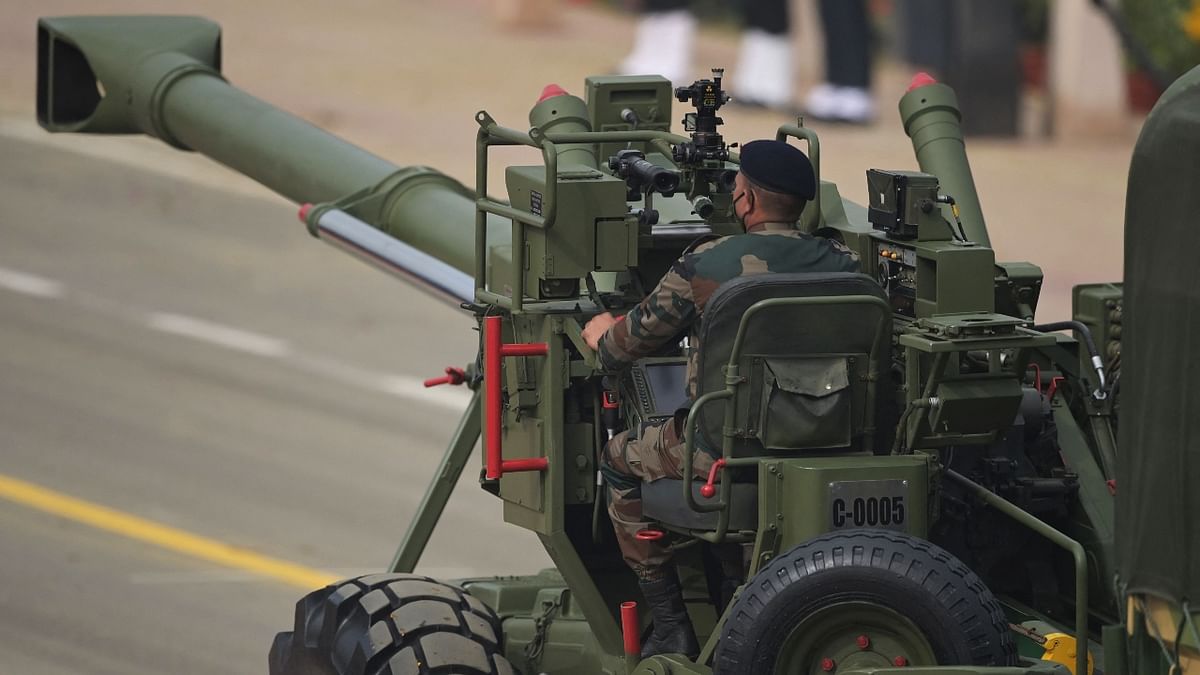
[0,134,551,674]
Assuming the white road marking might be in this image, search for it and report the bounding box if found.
[147,312,292,359]
[379,374,472,411]
[299,355,471,412]
[0,260,468,412]
[0,266,64,298]
[145,313,469,412]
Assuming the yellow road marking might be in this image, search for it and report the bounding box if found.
[0,473,337,590]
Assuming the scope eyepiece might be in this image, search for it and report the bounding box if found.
[608,149,680,199]
[690,195,714,219]
[630,158,680,194]
[715,169,737,191]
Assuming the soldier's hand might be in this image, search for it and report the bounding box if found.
[582,312,619,350]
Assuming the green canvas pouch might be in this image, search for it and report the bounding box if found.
[758,356,852,450]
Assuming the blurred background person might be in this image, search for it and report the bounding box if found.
[617,0,794,111]
[617,0,875,123]
[803,0,874,123]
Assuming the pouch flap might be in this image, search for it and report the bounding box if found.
[765,357,849,398]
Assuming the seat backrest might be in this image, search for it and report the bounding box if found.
[694,272,891,457]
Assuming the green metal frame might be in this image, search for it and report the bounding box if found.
[892,317,1059,453]
[679,294,892,542]
[471,117,829,313]
[946,470,1090,675]
[775,123,822,232]
[472,116,692,312]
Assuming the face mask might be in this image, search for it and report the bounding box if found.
[732,190,750,227]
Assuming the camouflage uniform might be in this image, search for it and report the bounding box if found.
[597,222,859,580]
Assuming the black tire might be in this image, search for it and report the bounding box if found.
[713,530,1016,674]
[269,573,514,675]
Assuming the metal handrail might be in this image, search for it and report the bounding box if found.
[471,116,713,312]
[776,124,822,232]
[946,470,1090,675]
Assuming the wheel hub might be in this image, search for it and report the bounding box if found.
[775,601,936,675]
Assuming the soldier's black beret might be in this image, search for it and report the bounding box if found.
[739,140,817,201]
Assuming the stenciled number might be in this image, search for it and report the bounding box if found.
[832,495,905,528]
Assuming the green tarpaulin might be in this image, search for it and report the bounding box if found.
[1117,64,1200,603]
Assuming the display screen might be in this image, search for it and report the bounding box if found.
[643,362,689,416]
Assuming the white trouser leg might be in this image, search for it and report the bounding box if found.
[617,10,696,85]
[731,29,794,108]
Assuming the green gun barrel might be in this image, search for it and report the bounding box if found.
[899,74,991,247]
[36,15,506,278]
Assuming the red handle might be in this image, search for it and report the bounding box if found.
[485,316,549,480]
[635,529,664,541]
[700,458,726,499]
[1046,376,1066,402]
[1026,363,1043,394]
[621,601,640,658]
[424,366,466,388]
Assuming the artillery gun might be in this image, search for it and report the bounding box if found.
[33,15,1200,675]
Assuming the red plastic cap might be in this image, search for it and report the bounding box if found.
[298,202,313,223]
[907,72,938,92]
[537,84,569,103]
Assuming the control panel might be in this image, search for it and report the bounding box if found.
[876,241,919,316]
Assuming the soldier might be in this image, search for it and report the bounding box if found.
[581,139,860,658]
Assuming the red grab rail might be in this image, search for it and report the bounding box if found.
[484,316,549,480]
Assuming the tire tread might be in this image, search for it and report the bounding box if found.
[714,529,1016,674]
[269,573,512,675]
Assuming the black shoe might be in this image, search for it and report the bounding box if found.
[638,573,701,660]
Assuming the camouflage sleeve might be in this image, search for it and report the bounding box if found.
[828,238,861,268]
[596,257,697,371]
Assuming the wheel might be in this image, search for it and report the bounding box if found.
[269,573,515,675]
[713,529,1016,675]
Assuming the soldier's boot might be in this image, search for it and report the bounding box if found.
[639,573,700,660]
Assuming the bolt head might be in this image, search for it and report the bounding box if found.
[856,635,870,650]
[893,656,909,667]
[821,658,836,672]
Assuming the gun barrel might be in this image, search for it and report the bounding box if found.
[37,16,505,279]
[309,207,475,306]
[157,74,395,204]
[898,75,991,247]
